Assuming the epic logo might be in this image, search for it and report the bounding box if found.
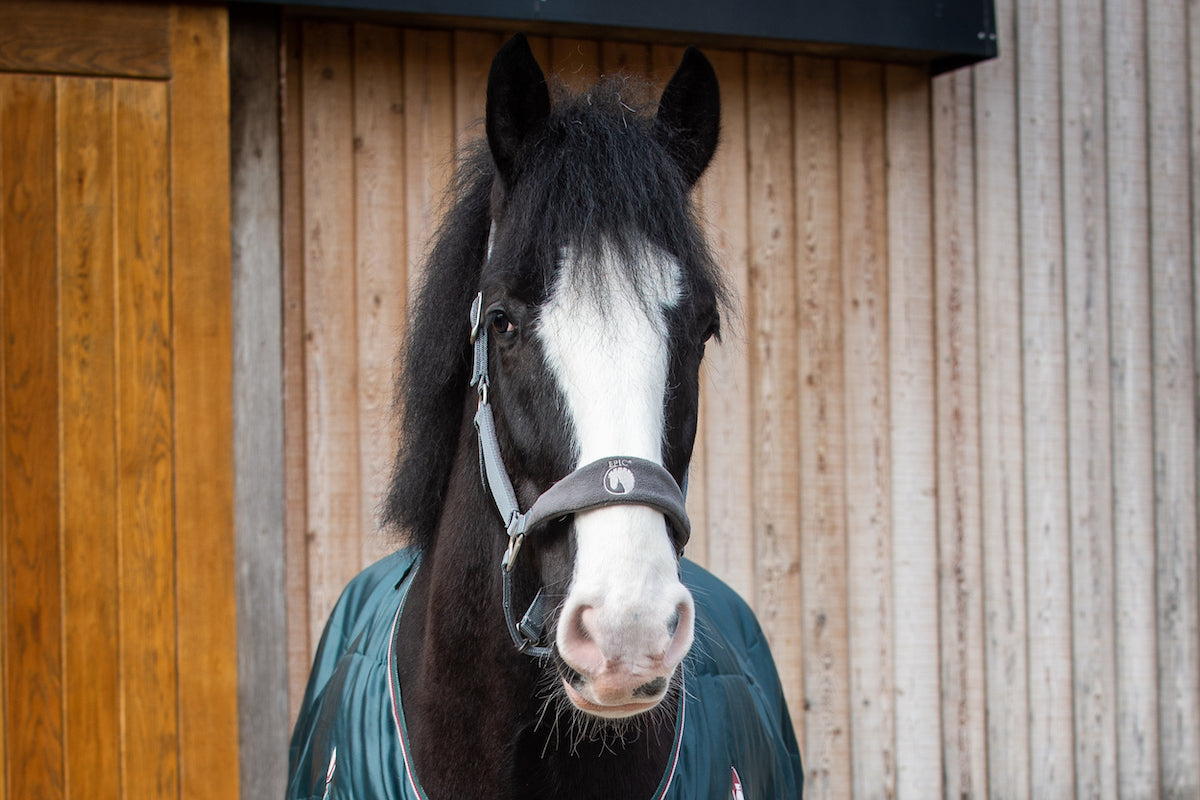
[603,460,635,495]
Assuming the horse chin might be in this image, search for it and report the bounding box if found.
[557,669,672,720]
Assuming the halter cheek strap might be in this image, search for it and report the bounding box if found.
[469,292,692,657]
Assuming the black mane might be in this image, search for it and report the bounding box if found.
[382,77,727,551]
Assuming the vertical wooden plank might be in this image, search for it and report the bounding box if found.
[931,66,988,800]
[691,48,751,587]
[1017,0,1076,792]
[301,21,363,645]
[838,60,895,800]
[169,10,238,798]
[1,73,63,800]
[115,77,178,800]
[58,76,121,800]
[522,34,551,75]
[745,51,803,722]
[0,77,6,800]
[1147,0,1200,794]
[354,23,407,566]
[453,29,500,150]
[1105,0,1160,791]
[972,0,1031,793]
[741,42,802,718]
[601,40,650,78]
[281,19,311,723]
[231,9,288,798]
[885,64,942,800]
[652,43,710,566]
[793,55,850,800]
[403,29,454,298]
[1061,0,1118,793]
[550,37,600,93]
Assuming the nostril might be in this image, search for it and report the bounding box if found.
[560,604,604,674]
[577,606,597,641]
[633,676,668,698]
[663,600,695,667]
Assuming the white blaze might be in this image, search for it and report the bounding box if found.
[538,244,692,694]
[538,245,679,467]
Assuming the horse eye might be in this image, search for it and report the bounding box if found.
[491,311,516,336]
[702,319,720,344]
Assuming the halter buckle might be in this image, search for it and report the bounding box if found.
[501,513,526,572]
[469,292,484,342]
[501,532,524,572]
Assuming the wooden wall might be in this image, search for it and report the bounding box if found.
[0,4,239,800]
[269,0,1200,796]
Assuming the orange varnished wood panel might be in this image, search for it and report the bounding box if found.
[114,77,179,800]
[168,8,238,799]
[0,7,238,799]
[58,75,122,800]
[0,1,169,78]
[1,72,64,800]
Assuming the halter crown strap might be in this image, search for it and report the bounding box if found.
[469,292,691,657]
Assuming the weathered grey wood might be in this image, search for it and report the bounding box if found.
[1105,0,1160,791]
[266,13,1200,798]
[1147,0,1200,795]
[931,66,987,800]
[1061,0,1117,794]
[1017,0,1077,795]
[885,63,942,800]
[973,0,1031,795]
[230,9,289,799]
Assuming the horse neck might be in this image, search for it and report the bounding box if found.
[397,427,540,796]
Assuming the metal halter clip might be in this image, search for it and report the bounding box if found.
[501,533,524,572]
[501,513,526,572]
[469,292,484,343]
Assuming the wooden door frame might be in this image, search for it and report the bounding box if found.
[0,3,237,799]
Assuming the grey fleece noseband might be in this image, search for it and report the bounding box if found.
[469,292,691,657]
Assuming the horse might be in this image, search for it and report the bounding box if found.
[287,34,804,800]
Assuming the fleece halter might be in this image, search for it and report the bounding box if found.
[469,292,692,658]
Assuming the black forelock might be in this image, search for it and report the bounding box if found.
[384,76,728,550]
[488,77,729,312]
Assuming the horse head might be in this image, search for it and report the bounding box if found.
[387,33,725,723]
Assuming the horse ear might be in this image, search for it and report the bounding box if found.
[655,47,721,186]
[486,34,551,186]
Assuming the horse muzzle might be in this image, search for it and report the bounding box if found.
[553,504,695,718]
